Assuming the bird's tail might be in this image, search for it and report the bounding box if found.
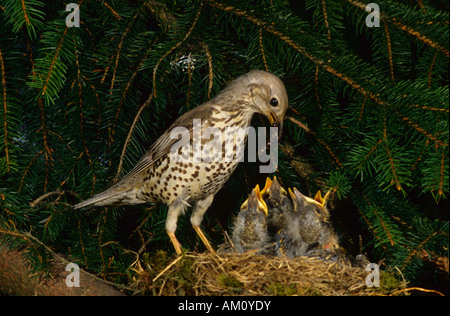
[73,184,136,209]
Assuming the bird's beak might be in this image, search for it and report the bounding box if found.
[254,184,269,217]
[313,190,331,207]
[268,111,283,139]
[260,177,272,197]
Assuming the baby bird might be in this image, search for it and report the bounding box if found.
[260,176,293,238]
[232,185,270,254]
[276,188,338,258]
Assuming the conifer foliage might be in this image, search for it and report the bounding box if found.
[0,0,448,288]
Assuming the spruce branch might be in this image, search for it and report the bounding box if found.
[2,0,45,38]
[381,21,395,82]
[109,5,144,95]
[0,0,447,287]
[203,43,214,99]
[99,0,122,20]
[152,2,204,98]
[115,94,154,181]
[346,0,449,57]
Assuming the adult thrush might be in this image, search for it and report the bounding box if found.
[276,188,338,258]
[74,70,288,255]
[232,185,270,254]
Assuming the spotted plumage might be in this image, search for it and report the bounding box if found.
[74,70,289,255]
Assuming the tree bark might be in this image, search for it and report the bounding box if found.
[0,246,125,296]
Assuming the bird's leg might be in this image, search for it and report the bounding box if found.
[167,231,182,256]
[166,196,190,256]
[193,226,216,254]
[190,194,216,255]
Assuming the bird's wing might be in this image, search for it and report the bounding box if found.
[120,103,214,181]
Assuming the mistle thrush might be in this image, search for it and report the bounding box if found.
[276,188,339,258]
[74,70,289,255]
[232,185,270,254]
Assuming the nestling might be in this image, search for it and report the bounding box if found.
[276,188,338,258]
[260,176,293,238]
[232,185,270,254]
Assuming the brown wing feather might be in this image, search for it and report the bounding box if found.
[120,102,214,181]
[73,102,215,209]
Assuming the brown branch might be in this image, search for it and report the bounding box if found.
[395,111,447,147]
[115,94,154,180]
[287,116,342,168]
[100,65,110,85]
[411,140,429,172]
[361,195,390,254]
[358,138,383,170]
[30,189,79,208]
[427,49,439,88]
[373,209,395,246]
[259,28,269,71]
[144,0,177,33]
[390,287,444,296]
[204,43,214,99]
[400,231,439,272]
[152,2,204,98]
[99,0,121,19]
[109,45,153,148]
[19,150,43,193]
[358,95,368,122]
[346,0,449,57]
[390,18,449,57]
[408,103,448,113]
[37,96,53,192]
[41,28,68,96]
[383,142,402,191]
[26,39,36,80]
[314,65,322,109]
[383,110,402,191]
[74,45,96,193]
[59,151,84,188]
[287,116,311,133]
[321,0,332,42]
[203,0,384,105]
[0,243,126,296]
[30,189,62,207]
[382,21,395,82]
[110,7,142,95]
[0,229,30,242]
[20,0,30,26]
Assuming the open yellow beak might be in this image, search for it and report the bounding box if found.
[241,184,269,217]
[260,177,272,197]
[254,184,269,217]
[313,190,331,206]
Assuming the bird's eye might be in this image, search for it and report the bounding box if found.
[270,97,279,107]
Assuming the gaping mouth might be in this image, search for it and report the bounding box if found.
[254,184,269,217]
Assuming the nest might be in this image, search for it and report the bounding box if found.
[131,249,406,296]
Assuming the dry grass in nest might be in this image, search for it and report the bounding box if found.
[131,249,408,296]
